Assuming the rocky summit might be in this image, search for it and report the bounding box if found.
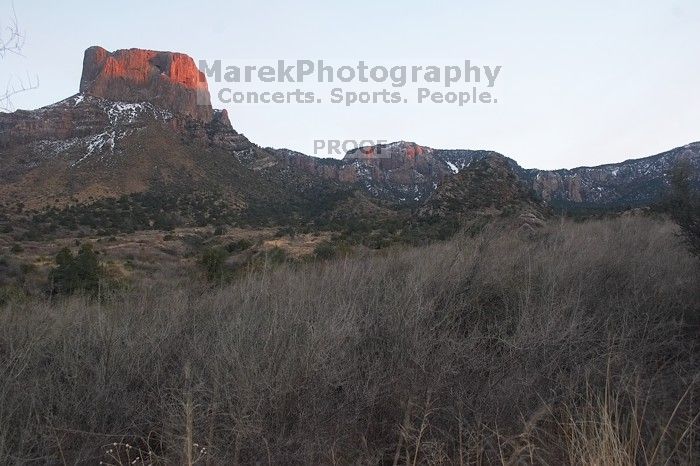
[80,46,213,122]
[0,46,275,209]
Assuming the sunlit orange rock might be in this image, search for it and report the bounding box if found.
[361,147,376,158]
[80,46,213,122]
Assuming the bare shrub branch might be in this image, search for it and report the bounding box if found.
[0,3,23,58]
[0,3,38,111]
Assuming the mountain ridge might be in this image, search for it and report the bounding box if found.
[1,46,698,230]
[272,140,700,208]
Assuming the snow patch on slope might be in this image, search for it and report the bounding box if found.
[65,96,173,165]
[103,101,173,126]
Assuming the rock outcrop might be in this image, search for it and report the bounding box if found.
[419,155,537,218]
[339,142,454,201]
[314,142,518,203]
[79,46,213,122]
[0,46,261,207]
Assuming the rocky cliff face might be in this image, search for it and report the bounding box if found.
[273,141,699,209]
[0,46,233,153]
[80,46,213,122]
[339,142,479,201]
[0,46,268,207]
[519,143,700,208]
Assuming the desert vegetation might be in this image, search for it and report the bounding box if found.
[0,215,698,464]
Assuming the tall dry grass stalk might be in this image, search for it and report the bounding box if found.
[559,375,699,466]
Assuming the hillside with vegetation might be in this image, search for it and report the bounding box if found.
[0,216,698,464]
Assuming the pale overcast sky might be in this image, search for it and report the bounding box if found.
[2,0,699,169]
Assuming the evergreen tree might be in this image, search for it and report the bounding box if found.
[50,244,103,295]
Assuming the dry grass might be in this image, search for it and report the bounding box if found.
[560,376,699,466]
[0,216,698,464]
